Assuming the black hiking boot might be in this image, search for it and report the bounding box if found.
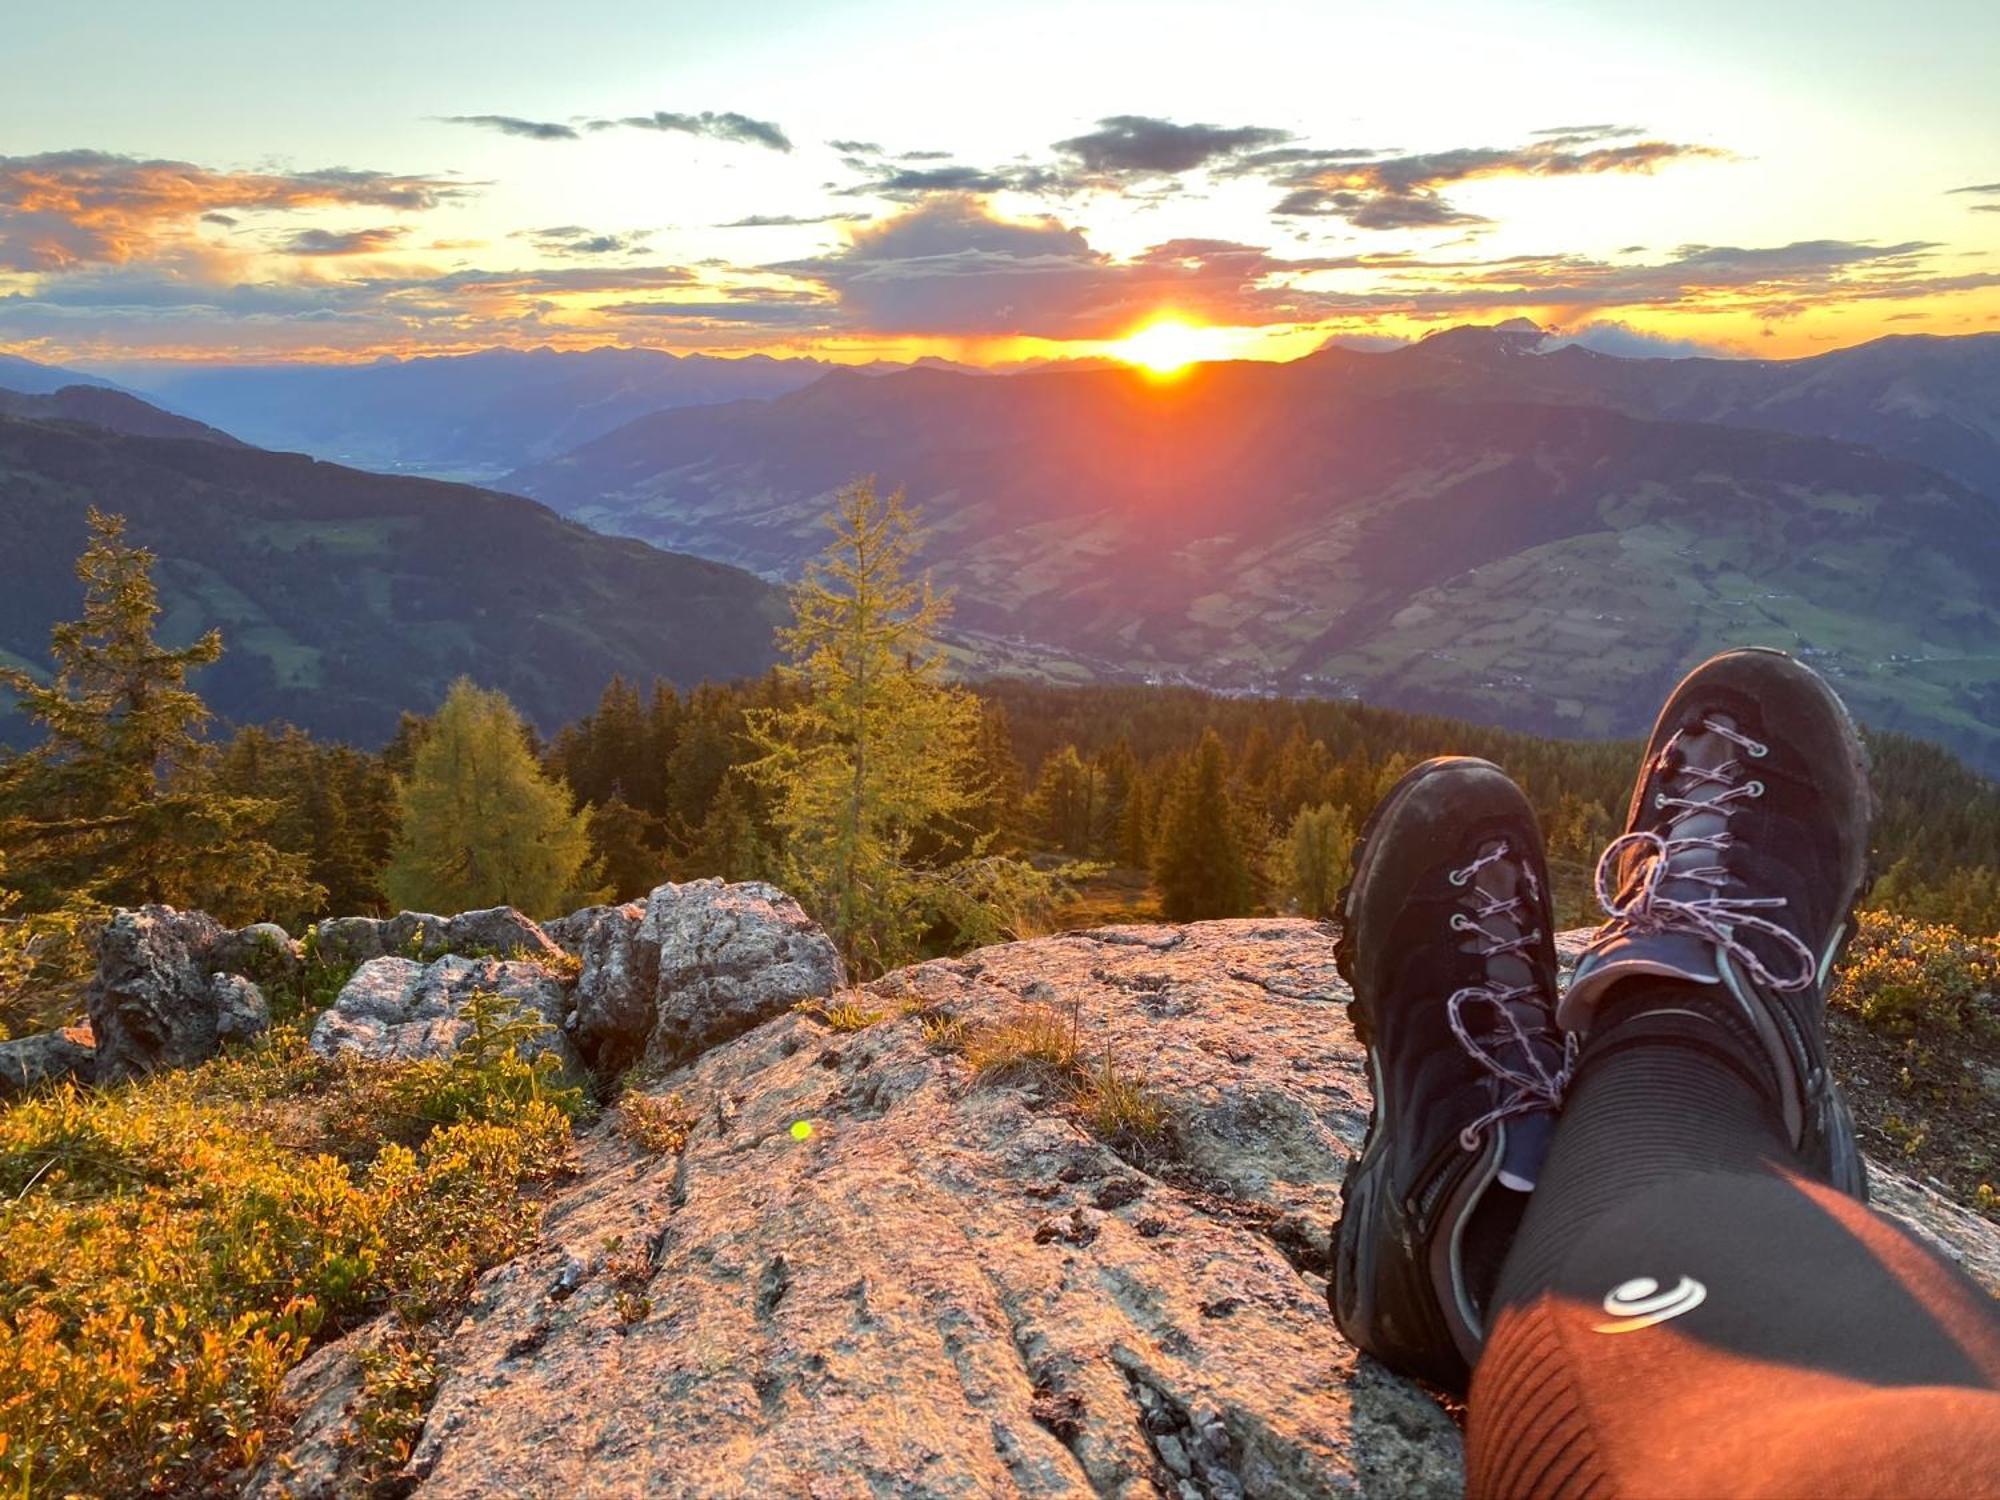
[1330,757,1571,1392]
[1564,648,1875,1197]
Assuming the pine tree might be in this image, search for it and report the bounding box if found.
[744,478,1041,974]
[1272,801,1353,919]
[688,774,767,882]
[587,792,666,900]
[1117,767,1155,870]
[1152,729,1253,921]
[383,678,599,916]
[0,510,320,922]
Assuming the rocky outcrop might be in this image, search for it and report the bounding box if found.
[86,906,273,1080]
[0,1024,95,1099]
[569,879,843,1074]
[311,906,560,967]
[392,920,1422,1498]
[242,1320,396,1500]
[310,954,576,1069]
[256,916,1998,1500]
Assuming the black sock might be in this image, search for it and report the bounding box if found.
[1492,978,1794,1308]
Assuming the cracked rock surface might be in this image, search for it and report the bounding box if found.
[405,919,1404,1498]
[345,919,1993,1499]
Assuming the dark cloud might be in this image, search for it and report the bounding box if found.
[1947,182,2000,194]
[0,150,469,270]
[835,163,1047,199]
[200,211,239,227]
[1267,135,1726,230]
[599,287,834,328]
[281,226,409,256]
[1051,115,1292,176]
[827,139,881,155]
[439,114,580,141]
[513,224,652,257]
[590,111,792,152]
[1274,188,1484,229]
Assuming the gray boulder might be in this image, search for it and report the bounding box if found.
[565,880,842,1074]
[310,906,558,966]
[544,904,622,954]
[310,952,577,1070]
[209,921,301,983]
[446,906,563,961]
[86,905,272,1080]
[0,1026,95,1099]
[567,902,651,1072]
[642,880,845,1067]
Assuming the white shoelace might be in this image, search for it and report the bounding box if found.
[1590,718,1819,993]
[1443,843,1575,1150]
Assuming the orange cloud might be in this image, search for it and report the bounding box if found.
[0,150,469,270]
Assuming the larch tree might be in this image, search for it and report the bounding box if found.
[1273,801,1354,920]
[744,477,1043,975]
[383,678,599,917]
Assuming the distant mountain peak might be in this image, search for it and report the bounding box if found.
[1410,320,1552,359]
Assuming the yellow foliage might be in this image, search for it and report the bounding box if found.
[0,1014,580,1495]
[1832,910,2000,1038]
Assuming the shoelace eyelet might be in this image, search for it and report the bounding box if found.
[1745,780,1765,798]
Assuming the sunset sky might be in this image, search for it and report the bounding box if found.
[4,0,1997,367]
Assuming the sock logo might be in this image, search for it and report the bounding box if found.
[1592,1275,1707,1333]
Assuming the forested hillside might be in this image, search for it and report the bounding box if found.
[508,336,2000,771]
[0,407,785,745]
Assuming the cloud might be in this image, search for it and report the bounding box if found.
[1544,318,1739,357]
[589,111,792,151]
[827,139,882,155]
[438,114,580,141]
[1266,134,1726,230]
[1052,115,1292,176]
[768,196,1364,338]
[598,287,834,329]
[716,212,871,228]
[1948,181,2000,195]
[836,163,1032,199]
[1274,188,1484,229]
[0,150,469,270]
[1315,331,1411,352]
[513,224,652,257]
[280,226,409,256]
[200,211,238,227]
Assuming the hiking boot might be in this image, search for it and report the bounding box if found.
[1330,757,1571,1392]
[1563,648,1875,1197]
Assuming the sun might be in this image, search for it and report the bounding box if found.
[1110,317,1224,377]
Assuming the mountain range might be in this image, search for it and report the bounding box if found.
[97,347,972,481]
[505,328,2000,770]
[6,327,1998,770]
[0,393,783,745]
